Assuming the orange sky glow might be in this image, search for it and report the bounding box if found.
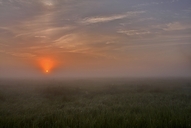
[0,0,191,78]
[37,57,58,74]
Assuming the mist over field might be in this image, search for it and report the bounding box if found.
[0,78,191,127]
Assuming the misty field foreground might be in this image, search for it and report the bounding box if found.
[0,78,191,128]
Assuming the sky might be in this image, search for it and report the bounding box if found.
[0,0,191,78]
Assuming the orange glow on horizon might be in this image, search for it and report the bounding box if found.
[38,58,57,73]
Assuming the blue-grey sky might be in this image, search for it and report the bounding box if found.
[0,0,191,78]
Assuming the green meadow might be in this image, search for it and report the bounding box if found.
[0,78,191,128]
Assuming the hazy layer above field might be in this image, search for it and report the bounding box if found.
[0,78,191,128]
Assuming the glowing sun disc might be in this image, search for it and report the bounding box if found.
[37,57,57,73]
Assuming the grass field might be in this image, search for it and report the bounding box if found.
[0,78,191,128]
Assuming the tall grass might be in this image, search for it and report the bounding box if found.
[0,78,191,128]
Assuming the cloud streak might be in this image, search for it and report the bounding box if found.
[80,11,145,24]
[164,22,191,31]
[117,30,150,36]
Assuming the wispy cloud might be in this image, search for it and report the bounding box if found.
[152,22,191,31]
[117,30,150,36]
[164,22,191,31]
[0,43,8,47]
[133,2,162,8]
[10,53,36,58]
[53,33,83,50]
[14,26,74,38]
[0,50,36,58]
[80,11,145,24]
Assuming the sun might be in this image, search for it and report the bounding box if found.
[37,57,56,74]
